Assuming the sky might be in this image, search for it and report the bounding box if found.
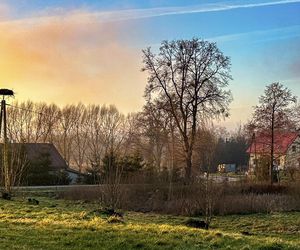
[0,0,300,130]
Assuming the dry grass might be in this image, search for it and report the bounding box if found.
[0,196,299,249]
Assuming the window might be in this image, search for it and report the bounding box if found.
[292,145,297,152]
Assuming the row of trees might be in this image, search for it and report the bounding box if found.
[2,39,237,184]
[3,38,298,187]
[5,100,247,181]
[7,103,127,173]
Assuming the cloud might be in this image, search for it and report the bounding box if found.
[0,0,299,116]
[1,0,299,25]
[207,25,300,43]
[0,2,10,20]
[0,11,146,113]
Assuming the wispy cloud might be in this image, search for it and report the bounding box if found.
[207,25,300,43]
[0,2,10,20]
[146,25,300,49]
[1,0,300,25]
[78,0,300,22]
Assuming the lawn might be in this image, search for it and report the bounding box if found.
[0,196,299,250]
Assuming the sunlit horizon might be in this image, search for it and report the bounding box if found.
[1,0,300,130]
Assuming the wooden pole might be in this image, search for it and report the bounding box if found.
[0,90,14,195]
[1,99,10,193]
[0,101,3,191]
[0,101,2,136]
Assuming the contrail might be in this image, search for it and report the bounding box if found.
[207,25,300,43]
[1,0,300,25]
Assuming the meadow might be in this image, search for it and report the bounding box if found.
[0,195,299,250]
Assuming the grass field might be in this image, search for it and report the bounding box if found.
[0,196,299,250]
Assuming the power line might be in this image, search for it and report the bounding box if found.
[6,104,64,121]
[6,104,44,116]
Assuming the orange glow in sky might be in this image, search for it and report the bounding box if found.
[0,10,146,113]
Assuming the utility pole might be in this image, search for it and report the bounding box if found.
[0,89,14,194]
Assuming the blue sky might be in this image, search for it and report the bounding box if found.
[1,0,300,129]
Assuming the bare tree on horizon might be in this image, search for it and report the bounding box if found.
[142,38,232,182]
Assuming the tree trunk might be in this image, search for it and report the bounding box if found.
[270,110,275,185]
[185,150,192,183]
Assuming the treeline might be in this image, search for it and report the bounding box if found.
[6,101,248,182]
[3,38,252,187]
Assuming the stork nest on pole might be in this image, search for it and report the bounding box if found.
[0,89,14,96]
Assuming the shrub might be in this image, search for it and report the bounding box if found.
[185,218,208,229]
[59,182,300,216]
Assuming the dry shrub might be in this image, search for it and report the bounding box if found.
[218,194,300,215]
[240,183,288,194]
[58,186,102,200]
[59,181,300,216]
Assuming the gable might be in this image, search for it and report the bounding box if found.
[24,143,68,170]
[247,132,299,155]
[0,143,68,170]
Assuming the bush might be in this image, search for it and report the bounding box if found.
[241,183,288,194]
[59,182,300,216]
[58,186,101,200]
[185,218,208,229]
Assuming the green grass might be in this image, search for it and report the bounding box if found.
[0,197,299,249]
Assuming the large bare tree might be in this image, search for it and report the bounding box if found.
[142,38,232,182]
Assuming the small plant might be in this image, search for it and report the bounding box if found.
[241,246,251,250]
[79,211,87,220]
[241,231,253,236]
[1,192,11,200]
[86,208,124,220]
[28,198,39,205]
[107,215,124,224]
[259,242,284,250]
[185,218,208,229]
[102,207,124,218]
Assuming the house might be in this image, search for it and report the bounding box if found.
[1,143,83,184]
[64,167,84,184]
[218,163,236,173]
[25,143,67,170]
[24,143,83,184]
[246,132,300,173]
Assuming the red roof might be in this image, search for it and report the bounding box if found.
[247,132,298,155]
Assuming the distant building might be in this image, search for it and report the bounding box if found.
[25,143,84,184]
[1,143,83,184]
[25,143,67,170]
[218,163,236,173]
[246,132,300,173]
